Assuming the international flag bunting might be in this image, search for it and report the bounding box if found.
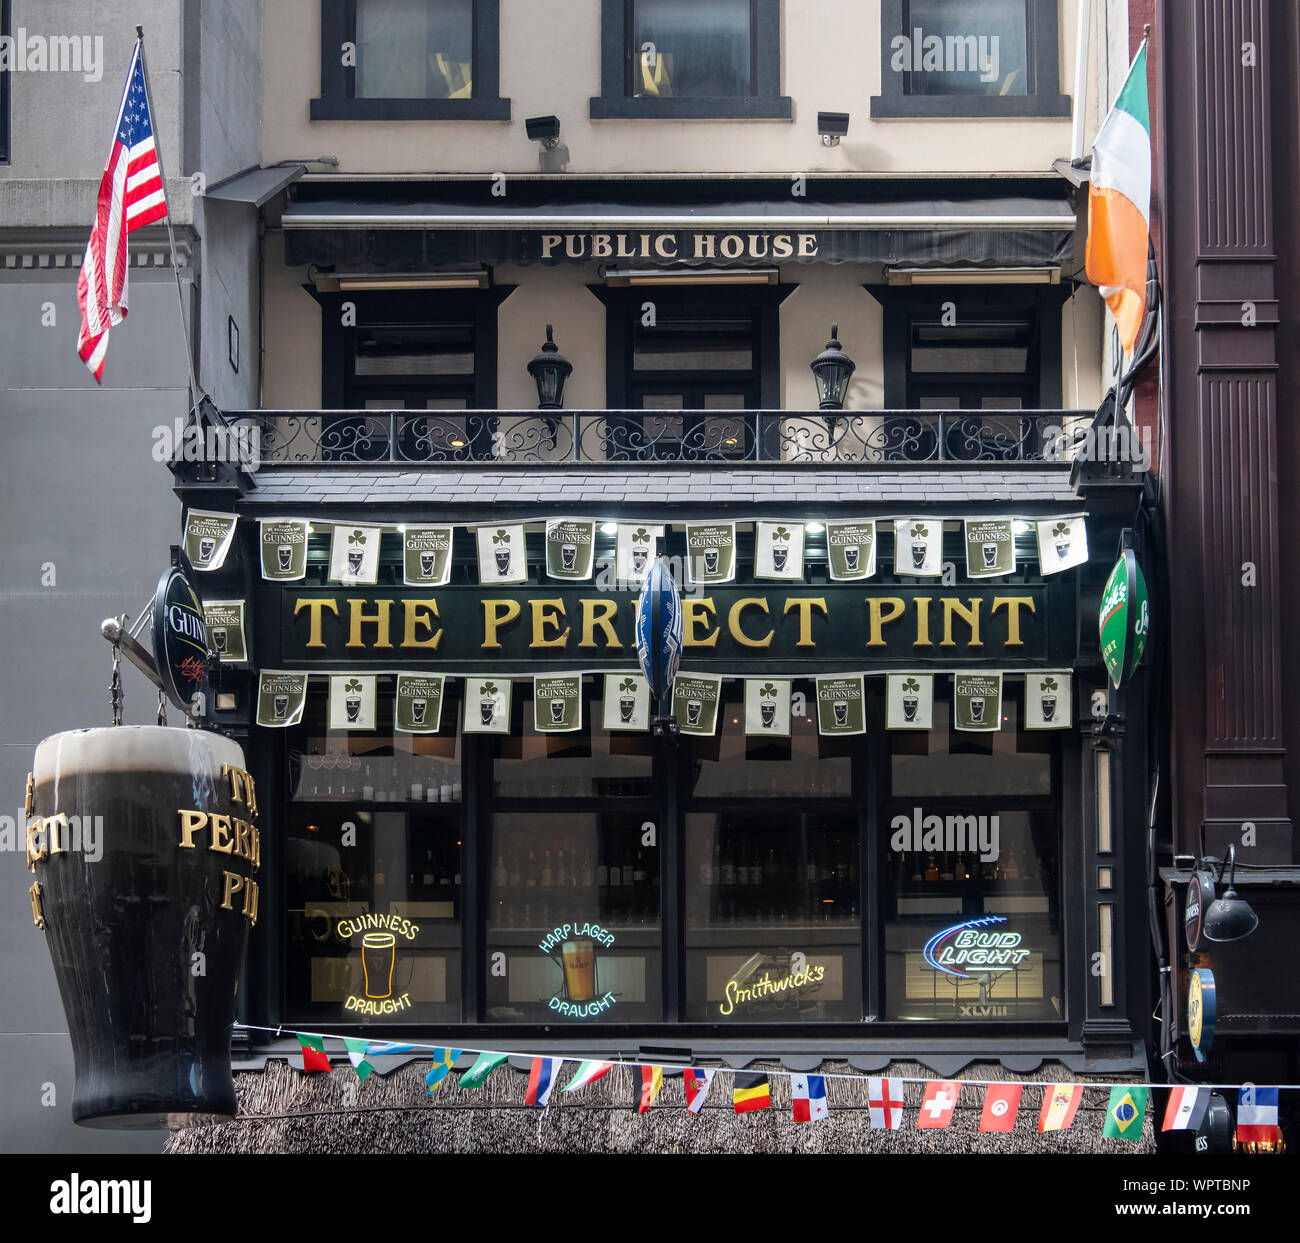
[526,1057,562,1107]
[76,40,169,382]
[1103,1086,1149,1140]
[917,1080,960,1129]
[459,1052,507,1089]
[979,1083,1022,1133]
[364,1042,416,1057]
[684,1068,716,1115]
[342,1037,375,1082]
[425,1048,462,1093]
[1236,1087,1281,1144]
[1085,39,1151,353]
[565,1061,613,1093]
[296,1033,331,1074]
[639,1066,664,1114]
[1039,1084,1084,1133]
[868,1077,905,1130]
[733,1073,771,1114]
[1162,1086,1211,1133]
[792,1074,828,1124]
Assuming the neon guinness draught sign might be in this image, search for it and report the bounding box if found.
[923,915,1031,978]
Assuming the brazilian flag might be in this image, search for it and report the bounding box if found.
[1102,1086,1149,1140]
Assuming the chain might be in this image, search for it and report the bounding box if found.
[109,614,126,726]
[157,687,168,727]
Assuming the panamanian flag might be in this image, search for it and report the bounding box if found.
[792,1074,828,1123]
[684,1068,716,1114]
[1236,1087,1280,1144]
[526,1057,563,1107]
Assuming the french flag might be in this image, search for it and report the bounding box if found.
[1236,1087,1280,1143]
[526,1056,562,1107]
[792,1074,828,1123]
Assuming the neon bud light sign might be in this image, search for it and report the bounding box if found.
[923,915,1030,978]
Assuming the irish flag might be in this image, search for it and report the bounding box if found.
[1085,40,1151,353]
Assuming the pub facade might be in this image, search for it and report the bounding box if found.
[167,0,1161,1149]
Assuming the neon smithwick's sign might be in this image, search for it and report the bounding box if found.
[720,963,826,1015]
[923,915,1030,978]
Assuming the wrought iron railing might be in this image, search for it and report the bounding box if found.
[228,409,1091,466]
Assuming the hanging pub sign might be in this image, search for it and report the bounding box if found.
[602,672,651,731]
[202,599,248,664]
[183,508,238,572]
[754,520,805,581]
[1037,515,1089,574]
[259,518,310,581]
[464,676,512,733]
[895,518,943,577]
[825,519,877,581]
[672,672,723,735]
[329,674,377,730]
[1188,967,1217,1062]
[403,526,454,587]
[28,725,258,1125]
[616,523,663,584]
[1099,549,1150,688]
[534,673,583,733]
[153,559,209,712]
[1184,869,1218,952]
[815,674,866,735]
[635,557,684,708]
[744,677,792,737]
[684,521,737,585]
[1024,671,1072,729]
[952,672,1003,732]
[964,518,1017,578]
[887,672,934,730]
[395,673,446,733]
[256,670,309,727]
[545,518,597,580]
[329,523,382,586]
[476,523,528,585]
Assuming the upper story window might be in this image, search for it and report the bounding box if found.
[312,0,510,121]
[871,0,1070,118]
[1,0,11,163]
[591,0,791,119]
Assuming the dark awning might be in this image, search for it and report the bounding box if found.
[205,164,308,207]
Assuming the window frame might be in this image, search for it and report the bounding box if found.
[590,0,792,120]
[0,0,10,163]
[312,0,510,121]
[870,0,1071,119]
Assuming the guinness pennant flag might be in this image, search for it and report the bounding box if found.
[328,522,383,586]
[395,673,445,734]
[203,599,248,664]
[464,676,512,733]
[545,517,597,581]
[476,523,527,585]
[616,523,663,584]
[754,520,805,581]
[815,674,865,735]
[1037,515,1089,574]
[256,671,309,727]
[886,673,933,730]
[534,672,583,733]
[952,672,1003,732]
[259,518,310,581]
[684,522,737,585]
[1024,671,1072,729]
[825,519,877,581]
[403,526,454,586]
[183,508,238,572]
[602,672,651,732]
[894,518,943,577]
[329,674,377,731]
[744,677,791,737]
[964,518,1017,578]
[672,672,724,736]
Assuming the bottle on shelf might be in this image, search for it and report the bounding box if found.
[1003,844,1020,881]
[910,852,922,883]
[924,853,940,883]
[940,852,954,882]
[525,850,538,889]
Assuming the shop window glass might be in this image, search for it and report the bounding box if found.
[485,811,662,1023]
[630,0,753,98]
[683,809,862,1021]
[901,0,1030,97]
[356,0,475,100]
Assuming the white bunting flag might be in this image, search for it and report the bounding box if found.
[616,523,664,584]
[754,520,805,580]
[603,672,651,731]
[895,518,943,577]
[886,673,934,730]
[1037,515,1089,574]
[328,523,383,586]
[329,674,377,730]
[744,677,791,737]
[477,523,528,584]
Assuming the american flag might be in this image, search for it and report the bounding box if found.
[76,41,168,382]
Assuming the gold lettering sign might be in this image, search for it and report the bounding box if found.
[177,762,261,926]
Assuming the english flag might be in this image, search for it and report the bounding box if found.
[792,1074,828,1124]
[1038,1084,1084,1133]
[525,1057,562,1107]
[867,1077,905,1130]
[76,39,168,382]
[979,1083,1022,1133]
[684,1068,716,1115]
[917,1080,960,1129]
[1162,1086,1211,1133]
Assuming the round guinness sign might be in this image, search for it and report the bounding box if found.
[153,557,209,712]
[1185,870,1216,952]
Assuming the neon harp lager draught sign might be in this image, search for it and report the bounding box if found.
[922,915,1030,978]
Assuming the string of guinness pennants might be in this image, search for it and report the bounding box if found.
[251,667,1074,734]
[234,1023,1288,1145]
[182,510,1090,582]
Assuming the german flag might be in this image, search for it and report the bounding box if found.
[733,1072,771,1114]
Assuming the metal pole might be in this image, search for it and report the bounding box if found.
[1070,0,1093,163]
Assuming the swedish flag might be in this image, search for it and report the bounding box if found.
[1102,1085,1148,1140]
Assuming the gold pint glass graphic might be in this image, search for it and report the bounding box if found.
[561,940,597,1002]
[362,932,396,999]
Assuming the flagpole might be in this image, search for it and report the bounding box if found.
[133,25,209,427]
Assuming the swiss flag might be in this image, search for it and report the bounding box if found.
[979,1083,1023,1132]
[917,1080,960,1129]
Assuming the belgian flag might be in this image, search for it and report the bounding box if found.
[733,1072,771,1114]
